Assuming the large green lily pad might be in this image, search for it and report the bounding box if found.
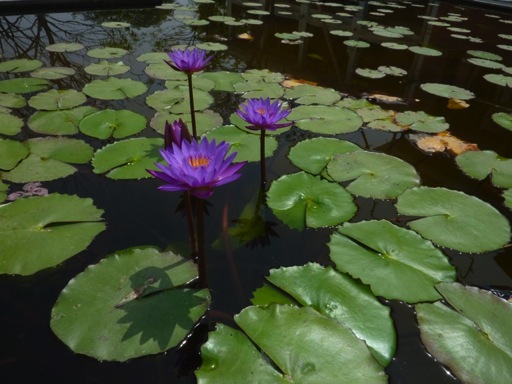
[484,73,512,87]
[328,220,456,303]
[51,247,210,361]
[395,187,511,253]
[327,151,420,199]
[395,111,449,133]
[30,66,76,80]
[200,71,245,91]
[0,111,23,135]
[0,139,29,170]
[28,106,98,135]
[456,150,512,188]
[267,172,357,230]
[87,47,128,59]
[92,137,163,179]
[287,105,363,134]
[83,77,147,100]
[0,59,43,73]
[417,283,512,384]
[284,84,341,105]
[420,83,475,100]
[492,112,512,131]
[84,60,130,76]
[0,93,26,108]
[79,109,147,139]
[28,89,87,110]
[146,87,213,113]
[0,78,49,94]
[150,110,222,136]
[0,193,105,275]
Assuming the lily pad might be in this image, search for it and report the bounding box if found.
[150,110,222,136]
[492,112,512,131]
[92,137,164,179]
[455,150,512,188]
[327,151,420,199]
[46,42,84,52]
[233,81,284,99]
[267,171,357,230]
[87,47,128,59]
[467,58,505,69]
[51,247,210,361]
[195,42,227,51]
[83,77,147,100]
[0,59,43,73]
[284,84,341,105]
[0,139,29,170]
[287,105,363,134]
[79,109,147,139]
[484,73,512,87]
[28,89,87,110]
[84,60,130,76]
[0,193,105,275]
[28,106,98,135]
[408,46,442,56]
[344,40,370,48]
[199,71,245,91]
[420,83,475,100]
[503,189,512,209]
[30,66,76,80]
[0,78,49,94]
[356,68,386,79]
[0,93,26,108]
[467,50,502,61]
[417,283,512,384]
[145,62,188,80]
[288,137,362,176]
[395,111,449,133]
[102,21,131,28]
[377,66,407,76]
[328,220,456,303]
[395,187,511,253]
[0,111,23,135]
[241,69,285,83]
[146,87,213,113]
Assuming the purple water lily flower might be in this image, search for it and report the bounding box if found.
[164,119,191,149]
[236,97,292,131]
[148,137,245,199]
[165,47,213,74]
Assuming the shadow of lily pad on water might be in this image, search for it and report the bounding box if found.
[51,247,210,361]
[0,193,105,275]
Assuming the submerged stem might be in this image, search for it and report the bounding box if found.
[184,191,198,260]
[196,198,207,288]
[260,129,266,188]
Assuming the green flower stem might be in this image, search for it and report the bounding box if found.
[187,73,197,139]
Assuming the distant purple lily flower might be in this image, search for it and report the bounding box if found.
[148,137,245,199]
[164,119,191,149]
[165,47,213,74]
[236,97,292,131]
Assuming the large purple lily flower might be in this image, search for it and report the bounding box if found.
[148,137,245,199]
[165,47,213,74]
[236,97,292,131]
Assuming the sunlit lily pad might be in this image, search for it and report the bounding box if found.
[146,87,213,113]
[287,105,363,134]
[145,62,188,80]
[467,57,505,69]
[183,19,210,26]
[417,283,512,384]
[0,59,43,73]
[455,150,512,188]
[136,51,168,64]
[0,193,105,275]
[381,42,408,50]
[46,42,84,52]
[84,60,130,76]
[467,50,502,61]
[267,171,356,230]
[395,187,511,253]
[492,112,512,131]
[0,78,49,94]
[200,71,244,91]
[79,109,147,139]
[165,75,215,92]
[330,30,354,37]
[257,263,396,366]
[288,137,362,176]
[484,73,512,87]
[30,66,76,80]
[420,83,475,100]
[0,139,29,170]
[28,106,98,135]
[92,137,163,179]
[28,89,87,110]
[395,111,449,133]
[233,81,284,99]
[87,47,128,59]
[205,125,277,162]
[328,220,456,303]
[150,110,222,136]
[51,247,209,361]
[327,151,420,199]
[284,84,341,105]
[0,111,23,135]
[83,77,147,100]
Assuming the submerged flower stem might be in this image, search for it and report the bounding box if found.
[260,129,266,188]
[184,191,198,260]
[196,198,207,288]
[187,73,197,139]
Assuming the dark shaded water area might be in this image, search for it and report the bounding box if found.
[1,1,512,383]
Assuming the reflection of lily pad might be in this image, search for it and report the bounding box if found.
[327,151,420,199]
[83,77,147,100]
[329,220,456,303]
[0,193,105,275]
[395,187,511,253]
[420,83,475,100]
[92,137,164,179]
[51,247,209,361]
[417,283,512,384]
[267,171,356,230]
[79,109,147,139]
[28,106,98,135]
[455,150,512,188]
[28,89,87,110]
[288,105,363,134]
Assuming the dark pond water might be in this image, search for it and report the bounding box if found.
[1,0,512,383]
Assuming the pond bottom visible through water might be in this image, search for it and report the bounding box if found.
[1,0,512,383]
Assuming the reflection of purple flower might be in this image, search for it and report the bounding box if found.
[148,137,245,199]
[164,119,191,149]
[165,47,213,74]
[236,97,292,131]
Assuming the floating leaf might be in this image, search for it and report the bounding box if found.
[381,42,408,50]
[355,68,386,79]
[0,193,105,275]
[467,57,505,69]
[328,220,456,303]
[262,263,396,366]
[0,78,49,94]
[51,247,209,361]
[456,150,512,188]
[165,75,214,92]
[327,151,420,199]
[0,139,29,170]
[0,111,23,135]
[28,89,87,110]
[83,77,147,100]
[377,66,407,76]
[267,171,356,230]
[28,106,98,135]
[150,110,222,136]
[503,189,512,209]
[195,42,227,51]
[288,137,362,176]
[92,137,163,179]
[0,59,43,73]
[136,51,168,64]
[46,42,84,52]
[420,83,475,100]
[146,87,213,113]
[410,132,478,155]
[395,111,449,133]
[233,81,284,99]
[330,30,354,37]
[408,46,442,56]
[200,71,244,91]
[288,105,363,134]
[101,21,131,28]
[284,84,341,105]
[467,49,502,61]
[417,283,512,384]
[492,112,512,131]
[234,304,387,383]
[395,187,511,253]
[84,60,130,76]
[79,109,147,139]
[484,73,512,87]
[0,93,25,108]
[241,69,285,83]
[145,62,188,80]
[87,47,128,59]
[344,40,370,48]
[30,66,76,80]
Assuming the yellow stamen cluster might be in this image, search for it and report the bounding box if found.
[188,156,210,168]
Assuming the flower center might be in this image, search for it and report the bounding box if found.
[256,108,266,115]
[188,155,210,168]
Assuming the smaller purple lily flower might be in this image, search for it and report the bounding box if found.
[165,47,213,74]
[148,137,246,199]
[164,119,191,149]
[236,97,292,131]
